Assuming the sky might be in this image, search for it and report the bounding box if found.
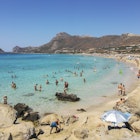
[0,0,140,52]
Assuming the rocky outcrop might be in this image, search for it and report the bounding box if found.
[132,121,140,133]
[0,104,17,128]
[55,92,80,102]
[14,103,32,118]
[12,46,39,53]
[0,48,4,53]
[12,32,140,54]
[0,122,36,140]
[74,128,89,139]
[40,114,63,125]
[0,104,37,140]
[14,103,40,122]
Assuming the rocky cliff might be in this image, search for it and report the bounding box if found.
[12,32,140,54]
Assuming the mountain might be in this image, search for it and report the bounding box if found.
[12,32,140,54]
[0,48,5,53]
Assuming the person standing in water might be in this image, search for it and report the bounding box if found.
[34,84,38,91]
[56,79,58,85]
[122,84,126,96]
[118,83,123,95]
[39,85,42,92]
[3,96,8,104]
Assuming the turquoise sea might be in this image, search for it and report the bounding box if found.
[0,54,138,115]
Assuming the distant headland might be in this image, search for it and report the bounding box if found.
[1,32,140,54]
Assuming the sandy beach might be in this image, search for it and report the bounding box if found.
[1,53,140,140]
[42,53,140,140]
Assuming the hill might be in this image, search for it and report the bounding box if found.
[0,48,5,53]
[12,32,140,54]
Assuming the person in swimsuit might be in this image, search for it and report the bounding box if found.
[122,84,126,96]
[116,98,125,105]
[118,83,123,95]
[3,96,8,104]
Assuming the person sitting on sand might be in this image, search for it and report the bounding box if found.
[137,70,140,78]
[50,119,61,134]
[116,98,126,107]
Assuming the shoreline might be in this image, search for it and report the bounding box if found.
[57,53,140,116]
[1,53,140,139]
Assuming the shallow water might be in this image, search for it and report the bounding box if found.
[0,54,138,115]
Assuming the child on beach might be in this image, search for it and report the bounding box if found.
[50,119,61,134]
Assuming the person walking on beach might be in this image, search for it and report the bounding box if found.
[50,119,61,134]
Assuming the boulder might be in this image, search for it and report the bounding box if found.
[14,103,40,122]
[74,128,89,139]
[0,122,36,140]
[55,92,80,102]
[0,132,12,140]
[40,114,63,125]
[125,93,140,113]
[22,112,40,122]
[0,104,17,128]
[14,103,32,118]
[132,121,140,133]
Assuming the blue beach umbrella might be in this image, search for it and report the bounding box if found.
[101,110,131,124]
